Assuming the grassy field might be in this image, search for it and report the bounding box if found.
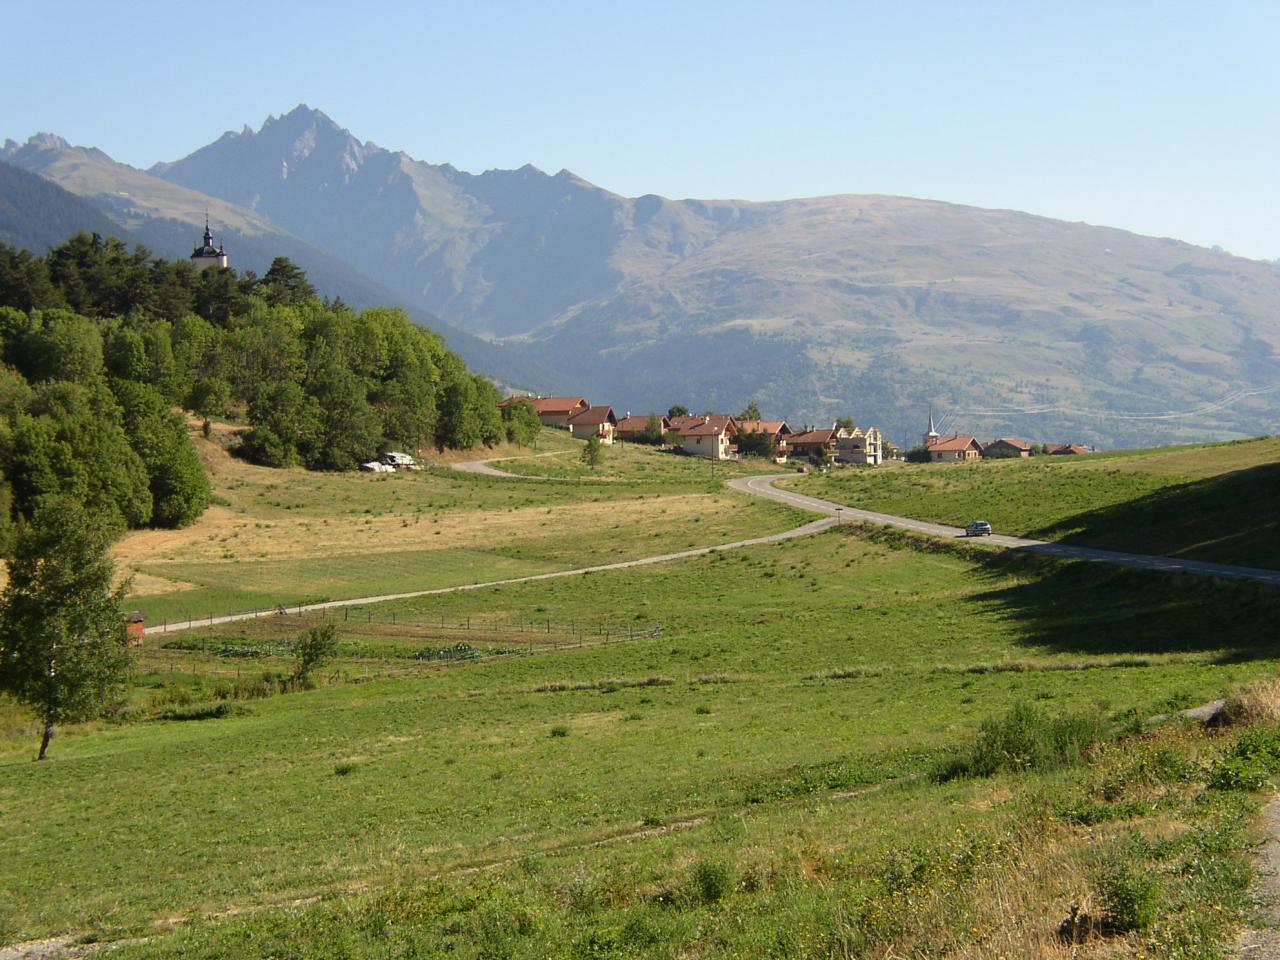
[491,441,783,482]
[790,435,1280,568]
[113,427,807,623]
[4,516,1280,956]
[5,433,1280,957]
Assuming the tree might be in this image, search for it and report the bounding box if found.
[738,400,761,421]
[641,413,665,445]
[293,621,339,686]
[581,435,604,469]
[0,498,131,759]
[502,397,542,446]
[668,404,689,418]
[905,445,933,464]
[836,416,857,432]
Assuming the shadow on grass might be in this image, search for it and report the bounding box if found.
[1030,461,1280,570]
[965,552,1280,659]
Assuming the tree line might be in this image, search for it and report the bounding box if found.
[0,232,518,549]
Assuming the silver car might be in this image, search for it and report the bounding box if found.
[965,520,993,537]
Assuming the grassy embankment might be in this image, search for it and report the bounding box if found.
[791,435,1280,568]
[4,486,1280,957]
[113,426,806,624]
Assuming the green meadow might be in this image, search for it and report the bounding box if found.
[792,435,1280,568]
[3,436,1280,957]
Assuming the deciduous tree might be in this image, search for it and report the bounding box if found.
[0,498,131,760]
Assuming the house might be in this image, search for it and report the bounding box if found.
[501,395,589,428]
[926,435,983,462]
[786,428,838,462]
[1049,443,1091,456]
[737,419,793,460]
[667,414,714,434]
[983,438,1033,459]
[677,415,738,460]
[567,405,618,443]
[835,426,884,465]
[615,413,669,442]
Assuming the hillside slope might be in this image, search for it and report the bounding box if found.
[145,106,1280,446]
[0,157,125,252]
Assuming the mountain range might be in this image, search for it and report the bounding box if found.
[5,104,1280,448]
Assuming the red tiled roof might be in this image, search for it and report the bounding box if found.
[990,437,1032,451]
[528,396,588,416]
[786,429,836,446]
[616,414,668,434]
[1049,443,1090,455]
[928,435,982,452]
[738,420,791,436]
[566,405,616,427]
[679,415,737,437]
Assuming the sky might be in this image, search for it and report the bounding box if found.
[3,1,1277,260]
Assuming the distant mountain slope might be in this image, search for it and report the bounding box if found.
[146,106,1280,447]
[0,157,125,251]
[0,135,558,391]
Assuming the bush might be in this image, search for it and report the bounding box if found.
[549,725,569,738]
[690,859,732,904]
[942,701,1109,779]
[1209,725,1280,791]
[1097,862,1160,932]
[293,622,340,683]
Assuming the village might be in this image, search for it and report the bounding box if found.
[487,395,1094,469]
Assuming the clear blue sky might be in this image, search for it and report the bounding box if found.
[4,1,1277,259]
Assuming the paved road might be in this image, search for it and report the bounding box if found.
[450,449,571,478]
[732,474,1280,587]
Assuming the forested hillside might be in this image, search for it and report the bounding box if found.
[0,160,124,253]
[0,233,514,553]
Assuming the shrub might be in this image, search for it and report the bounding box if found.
[1097,862,1160,932]
[690,859,732,904]
[156,702,248,722]
[293,621,339,683]
[549,725,569,738]
[1209,725,1280,791]
[942,701,1108,779]
[334,762,357,776]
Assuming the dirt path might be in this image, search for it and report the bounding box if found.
[1238,798,1280,958]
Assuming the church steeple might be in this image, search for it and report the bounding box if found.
[923,406,940,447]
[190,214,228,272]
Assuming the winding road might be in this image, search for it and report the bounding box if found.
[732,474,1280,586]
[145,462,1280,637]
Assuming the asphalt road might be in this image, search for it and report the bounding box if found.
[732,473,1280,587]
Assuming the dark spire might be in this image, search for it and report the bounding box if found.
[203,212,213,247]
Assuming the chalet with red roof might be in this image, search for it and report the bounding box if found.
[676,415,738,460]
[1049,443,1091,456]
[786,428,838,461]
[926,435,983,462]
[615,413,669,442]
[566,405,618,444]
[983,437,1033,459]
[501,395,589,428]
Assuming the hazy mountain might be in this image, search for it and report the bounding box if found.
[145,106,1280,447]
[0,134,559,391]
